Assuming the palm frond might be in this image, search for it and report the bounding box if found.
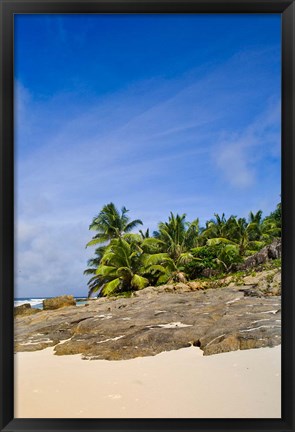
[139,228,150,239]
[131,274,149,290]
[141,237,164,247]
[177,252,196,264]
[142,253,170,266]
[83,268,97,275]
[247,240,265,250]
[100,251,116,265]
[124,219,143,232]
[86,237,107,247]
[157,274,170,285]
[96,265,116,277]
[86,275,101,286]
[122,233,142,244]
[102,278,121,296]
[146,264,168,274]
[207,237,236,247]
[117,266,133,278]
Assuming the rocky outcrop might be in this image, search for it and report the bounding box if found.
[237,239,281,270]
[15,273,281,359]
[132,282,203,297]
[14,303,41,316]
[43,295,76,310]
[241,270,281,296]
[225,268,281,296]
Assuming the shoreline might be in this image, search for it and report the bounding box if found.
[15,345,281,418]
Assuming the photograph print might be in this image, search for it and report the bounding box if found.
[13,13,281,418]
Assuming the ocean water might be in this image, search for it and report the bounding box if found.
[14,297,88,310]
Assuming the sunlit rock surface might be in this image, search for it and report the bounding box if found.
[14,269,281,359]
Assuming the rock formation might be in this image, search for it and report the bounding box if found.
[43,295,76,310]
[236,239,281,270]
[15,268,281,360]
[14,303,41,316]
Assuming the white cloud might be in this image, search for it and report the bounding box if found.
[213,101,280,188]
[15,220,92,297]
[215,140,256,187]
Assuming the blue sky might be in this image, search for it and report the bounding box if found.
[14,14,281,297]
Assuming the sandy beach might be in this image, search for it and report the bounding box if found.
[14,345,281,418]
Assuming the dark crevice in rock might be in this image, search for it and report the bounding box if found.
[70,317,92,325]
[193,340,201,347]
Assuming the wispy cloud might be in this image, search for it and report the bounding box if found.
[213,101,280,188]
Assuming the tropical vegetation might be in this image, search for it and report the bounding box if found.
[85,202,281,297]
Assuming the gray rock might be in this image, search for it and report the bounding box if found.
[43,295,76,310]
[14,303,40,316]
[15,276,281,359]
[237,239,281,270]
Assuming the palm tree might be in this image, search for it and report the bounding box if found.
[200,213,235,243]
[85,203,143,295]
[261,203,281,241]
[141,213,200,283]
[266,202,281,226]
[206,216,264,256]
[90,238,149,296]
[245,210,264,241]
[142,252,192,285]
[230,217,262,255]
[86,203,143,247]
[139,228,150,239]
[153,213,199,260]
[249,210,263,224]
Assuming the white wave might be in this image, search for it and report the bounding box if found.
[14,298,45,308]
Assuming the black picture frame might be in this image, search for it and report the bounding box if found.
[0,0,294,431]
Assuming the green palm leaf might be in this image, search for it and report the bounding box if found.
[141,237,164,247]
[207,237,236,247]
[96,265,116,277]
[86,238,106,247]
[146,264,168,273]
[125,219,143,232]
[102,278,122,296]
[83,268,97,275]
[177,252,196,264]
[117,267,133,278]
[131,274,149,290]
[157,274,170,284]
[142,253,170,266]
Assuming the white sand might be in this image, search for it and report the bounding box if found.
[14,345,281,418]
